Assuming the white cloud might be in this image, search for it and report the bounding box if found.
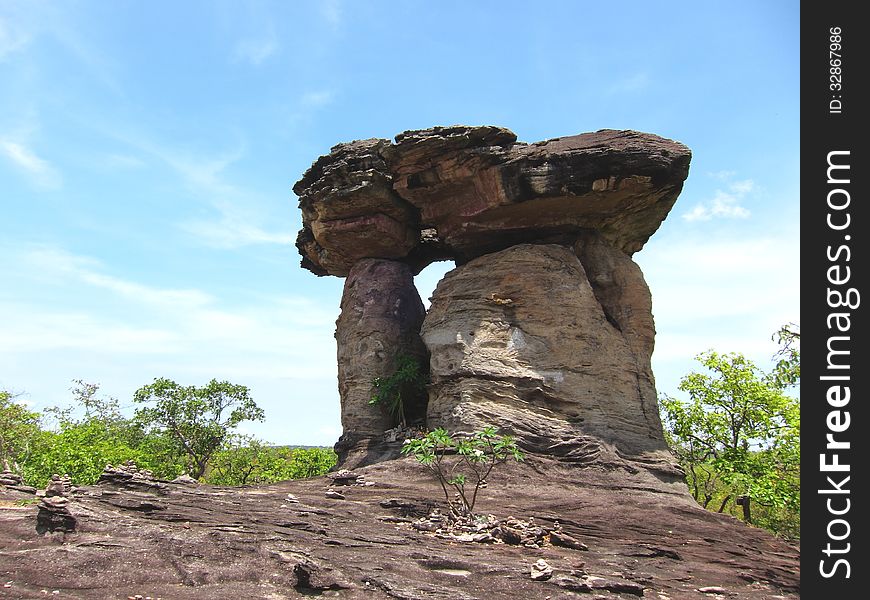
[0,13,31,59]
[682,178,754,222]
[104,154,146,169]
[21,246,213,310]
[320,0,343,28]
[300,90,335,108]
[0,245,342,442]
[636,231,799,395]
[706,169,736,180]
[101,132,293,248]
[233,33,278,66]
[0,138,62,188]
[607,71,650,94]
[180,218,296,249]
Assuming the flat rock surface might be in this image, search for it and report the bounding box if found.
[0,458,798,599]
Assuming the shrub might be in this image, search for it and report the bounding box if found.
[401,427,523,519]
[369,353,428,428]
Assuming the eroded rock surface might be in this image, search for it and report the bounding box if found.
[294,139,420,276]
[294,126,691,276]
[422,243,676,475]
[335,259,428,467]
[295,125,691,473]
[0,458,799,599]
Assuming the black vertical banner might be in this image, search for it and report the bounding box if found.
[802,1,868,596]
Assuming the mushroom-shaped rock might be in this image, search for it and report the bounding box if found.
[294,126,691,275]
[293,125,691,473]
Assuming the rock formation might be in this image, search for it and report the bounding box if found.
[335,259,428,466]
[0,457,800,599]
[422,242,672,473]
[293,125,691,472]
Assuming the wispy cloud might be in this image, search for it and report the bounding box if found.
[0,243,342,444]
[706,169,736,180]
[607,71,651,95]
[320,0,343,28]
[0,11,31,60]
[0,138,62,188]
[637,231,800,395]
[1,2,123,95]
[103,154,146,169]
[233,31,278,66]
[4,245,336,360]
[682,178,754,222]
[23,246,213,310]
[105,130,295,248]
[300,90,335,108]
[179,212,296,249]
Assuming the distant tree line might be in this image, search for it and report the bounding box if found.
[0,378,335,488]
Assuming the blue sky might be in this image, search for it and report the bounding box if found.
[0,1,799,445]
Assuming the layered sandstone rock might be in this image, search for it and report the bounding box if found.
[421,243,676,474]
[294,126,691,275]
[334,259,428,467]
[293,125,691,473]
[294,139,420,277]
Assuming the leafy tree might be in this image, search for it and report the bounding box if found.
[21,381,185,487]
[22,421,183,487]
[369,353,428,428]
[0,390,41,473]
[205,437,336,486]
[284,447,339,479]
[402,427,523,519]
[133,378,265,479]
[771,323,800,388]
[660,328,800,538]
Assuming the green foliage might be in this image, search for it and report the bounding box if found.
[204,437,337,486]
[0,390,41,473]
[21,419,181,487]
[771,323,800,388]
[660,327,800,539]
[20,382,185,487]
[133,378,265,479]
[370,353,428,428]
[401,427,523,518]
[3,378,334,490]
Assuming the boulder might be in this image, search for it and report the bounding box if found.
[334,259,428,467]
[421,243,677,474]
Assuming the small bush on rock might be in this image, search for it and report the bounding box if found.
[369,353,427,428]
[401,427,523,519]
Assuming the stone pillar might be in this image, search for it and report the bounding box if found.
[334,258,427,467]
[421,243,677,475]
[574,232,665,445]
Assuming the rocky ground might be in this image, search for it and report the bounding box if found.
[0,457,798,599]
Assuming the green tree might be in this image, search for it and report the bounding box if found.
[133,378,265,479]
[0,390,41,473]
[771,323,800,388]
[204,437,337,486]
[284,447,338,479]
[369,353,428,428]
[21,381,185,487]
[660,329,800,538]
